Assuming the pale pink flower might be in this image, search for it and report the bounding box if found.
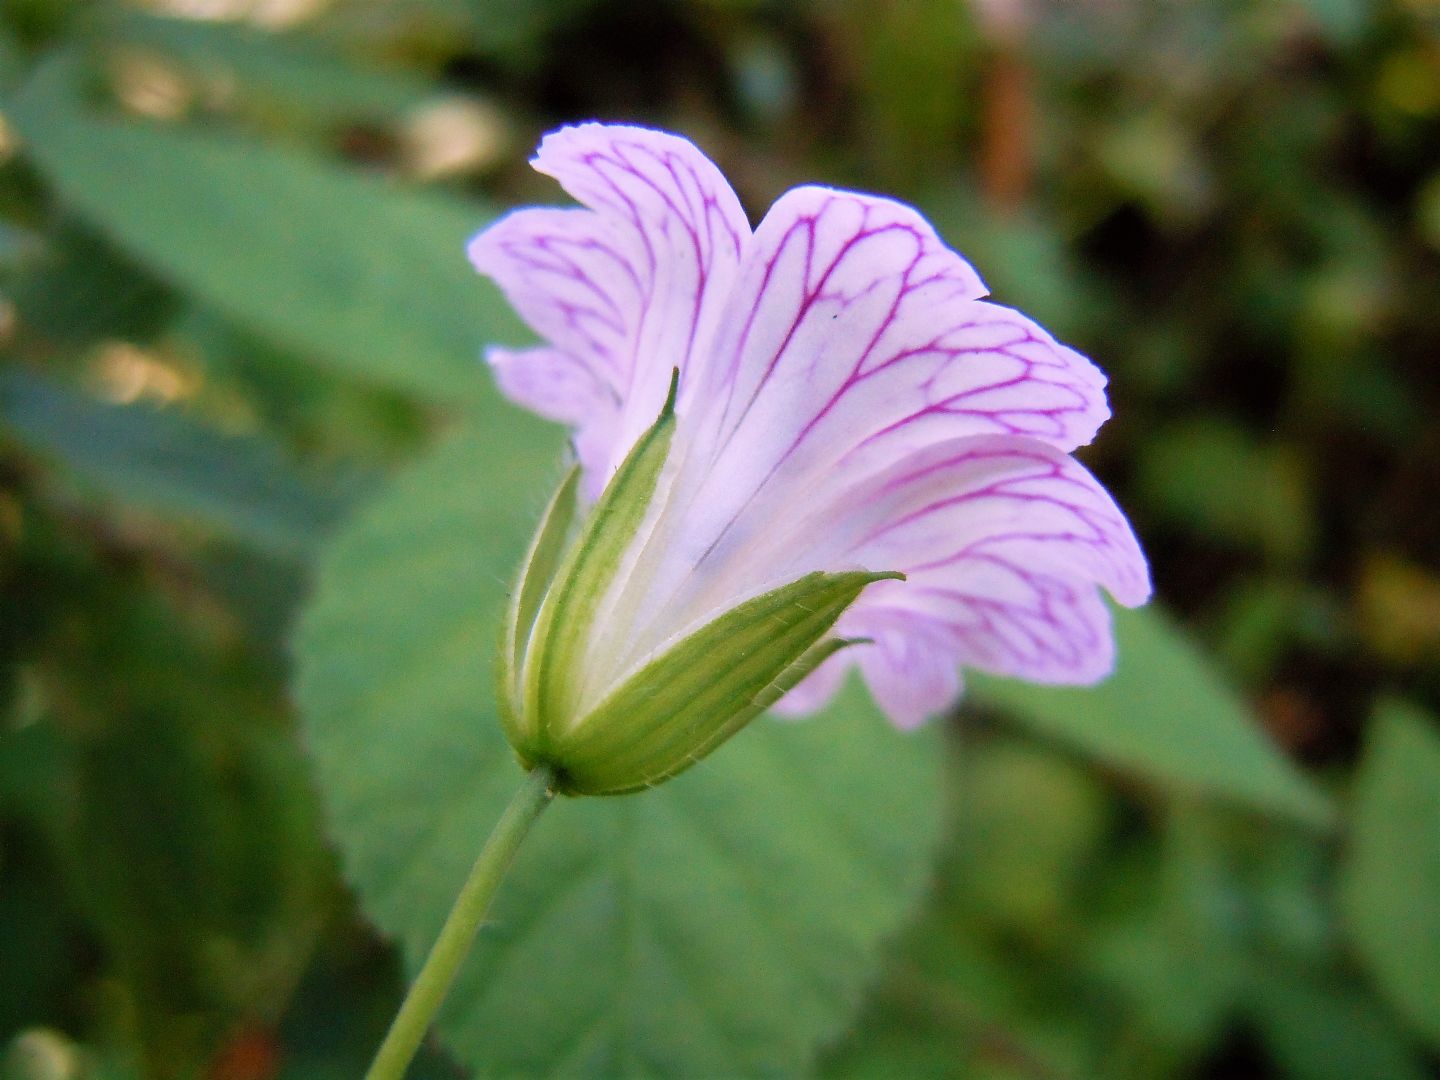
[469,123,1150,731]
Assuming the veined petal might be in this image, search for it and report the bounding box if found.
[471,123,1151,739]
[682,185,1104,515]
[605,188,1111,663]
[472,124,751,489]
[840,301,1110,458]
[535,127,750,437]
[832,437,1149,608]
[851,611,965,730]
[780,435,1151,724]
[487,345,621,492]
[469,209,638,385]
[771,610,962,731]
[768,649,850,719]
[532,124,749,281]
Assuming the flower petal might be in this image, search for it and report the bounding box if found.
[777,607,965,730]
[606,188,1112,657]
[469,209,636,386]
[701,188,1100,457]
[488,345,621,492]
[657,186,1108,589]
[768,652,849,719]
[470,124,751,486]
[778,436,1151,725]
[850,611,964,730]
[532,124,749,280]
[471,128,1150,733]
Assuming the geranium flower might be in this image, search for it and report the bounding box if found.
[469,123,1150,791]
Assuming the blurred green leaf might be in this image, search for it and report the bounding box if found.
[1302,0,1376,48]
[1123,809,1248,1046]
[1356,554,1440,666]
[274,919,458,1080]
[0,21,24,91]
[1418,172,1440,252]
[466,0,606,59]
[27,577,333,1079]
[4,218,175,346]
[8,52,521,403]
[1095,111,1214,226]
[844,0,976,184]
[971,604,1335,827]
[829,746,1345,1080]
[294,409,945,1078]
[822,940,1091,1080]
[97,11,436,128]
[920,189,1097,334]
[0,815,77,1036]
[951,740,1111,939]
[0,367,356,560]
[169,306,432,459]
[1242,822,1334,964]
[1246,963,1430,1080]
[310,0,604,70]
[68,708,321,1074]
[1339,697,1440,1046]
[1210,577,1344,687]
[1137,418,1315,563]
[824,741,1111,1080]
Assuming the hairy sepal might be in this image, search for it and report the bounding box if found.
[522,373,678,755]
[498,465,581,752]
[555,570,902,796]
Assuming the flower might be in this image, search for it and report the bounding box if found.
[469,123,1150,790]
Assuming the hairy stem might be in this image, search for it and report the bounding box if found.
[364,765,556,1080]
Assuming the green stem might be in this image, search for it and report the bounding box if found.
[364,765,556,1080]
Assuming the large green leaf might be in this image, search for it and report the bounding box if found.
[14,577,332,1078]
[0,368,353,560]
[97,11,436,127]
[293,408,945,1078]
[4,218,176,347]
[1246,963,1432,1080]
[8,53,521,403]
[969,604,1334,827]
[823,738,1114,1080]
[1339,698,1440,1046]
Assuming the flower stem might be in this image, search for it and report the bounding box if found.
[364,765,556,1080]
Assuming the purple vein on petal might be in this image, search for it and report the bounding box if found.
[467,121,1152,729]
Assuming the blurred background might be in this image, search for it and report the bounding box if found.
[1,0,1438,1077]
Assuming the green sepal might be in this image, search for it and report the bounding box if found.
[522,372,678,753]
[497,465,580,752]
[553,570,902,796]
[673,635,874,775]
[583,636,870,797]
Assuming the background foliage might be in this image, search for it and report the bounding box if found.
[1,1,1438,1078]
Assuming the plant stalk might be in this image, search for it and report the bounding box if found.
[364,765,556,1080]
